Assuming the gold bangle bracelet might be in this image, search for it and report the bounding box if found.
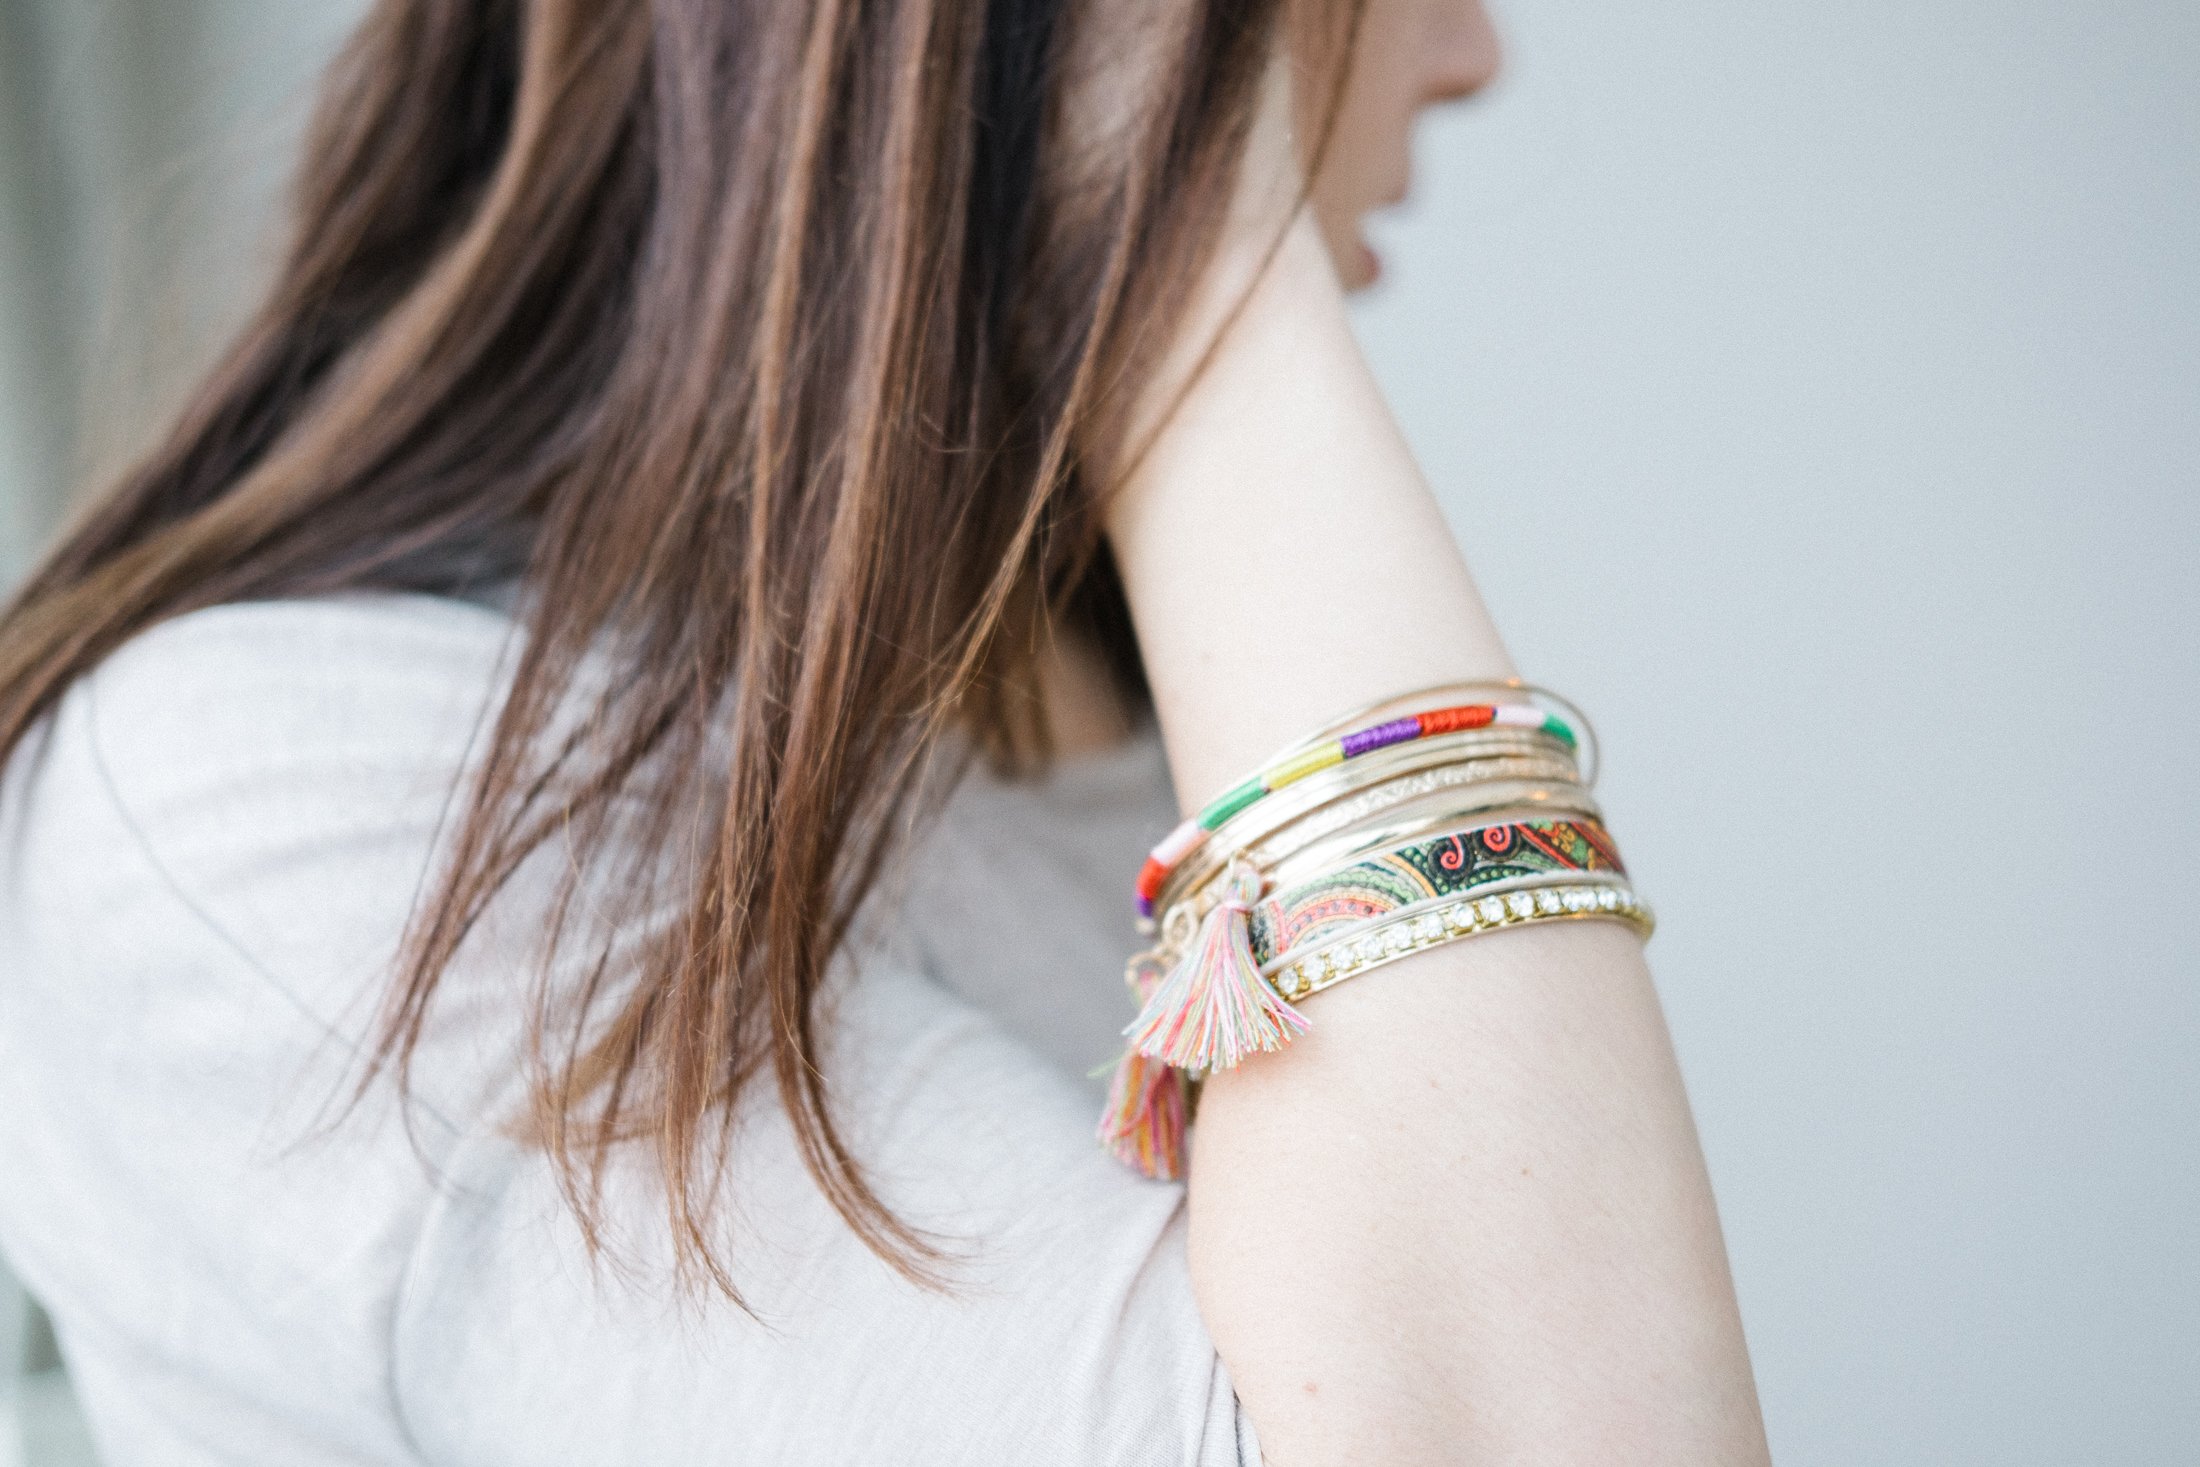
[1152,782,1600,954]
[1252,780,1601,889]
[1154,747,1586,921]
[1148,731,1580,918]
[1241,752,1586,870]
[1266,880,1654,1003]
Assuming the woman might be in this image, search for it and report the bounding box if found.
[0,0,1770,1461]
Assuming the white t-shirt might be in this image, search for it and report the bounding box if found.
[0,595,1257,1465]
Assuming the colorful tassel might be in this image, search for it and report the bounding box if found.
[1123,865,1310,1073]
[1097,955,1190,1179]
[1097,1046,1189,1180]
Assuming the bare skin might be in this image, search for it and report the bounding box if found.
[1040,0,1502,753]
[1071,10,1774,1462]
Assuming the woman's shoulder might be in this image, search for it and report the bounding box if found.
[0,590,528,1085]
[84,591,519,755]
[31,591,518,868]
[0,594,540,1456]
[0,593,532,1132]
[6,591,506,921]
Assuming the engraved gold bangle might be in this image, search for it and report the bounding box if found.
[1237,753,1587,870]
[1176,750,1589,902]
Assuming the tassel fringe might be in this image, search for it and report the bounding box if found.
[1097,1045,1189,1181]
[1122,864,1310,1074]
[1098,955,1189,1179]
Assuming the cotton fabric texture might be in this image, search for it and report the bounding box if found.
[0,595,1258,1466]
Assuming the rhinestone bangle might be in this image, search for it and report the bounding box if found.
[1267,880,1655,1003]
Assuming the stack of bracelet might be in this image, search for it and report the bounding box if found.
[1099,682,1655,1179]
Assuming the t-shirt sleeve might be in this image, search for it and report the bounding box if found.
[0,597,1258,1466]
[394,964,1260,1467]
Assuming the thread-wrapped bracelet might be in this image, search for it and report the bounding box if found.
[1133,702,1578,921]
[1098,685,1641,1182]
[1149,738,1587,932]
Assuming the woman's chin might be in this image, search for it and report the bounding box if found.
[1356,239,1383,288]
[1340,236,1382,291]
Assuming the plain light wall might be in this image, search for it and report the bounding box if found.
[0,0,365,579]
[1352,2,2199,1462]
[1,2,2192,1464]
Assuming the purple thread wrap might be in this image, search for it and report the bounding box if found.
[1340,717,1421,758]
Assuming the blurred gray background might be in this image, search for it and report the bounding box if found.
[1,1,2194,1464]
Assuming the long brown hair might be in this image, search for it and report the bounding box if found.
[0,0,1360,1295]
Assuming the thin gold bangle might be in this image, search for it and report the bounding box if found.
[1148,731,1579,918]
[1257,786,1602,892]
[1153,743,1582,920]
[1248,771,1597,882]
[1152,781,1602,955]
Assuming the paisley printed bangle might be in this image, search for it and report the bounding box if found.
[1267,881,1655,1002]
[1149,741,1587,924]
[1152,775,1598,953]
[1243,816,1629,968]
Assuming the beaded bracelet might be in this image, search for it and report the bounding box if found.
[1134,702,1579,920]
[1269,880,1653,1003]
